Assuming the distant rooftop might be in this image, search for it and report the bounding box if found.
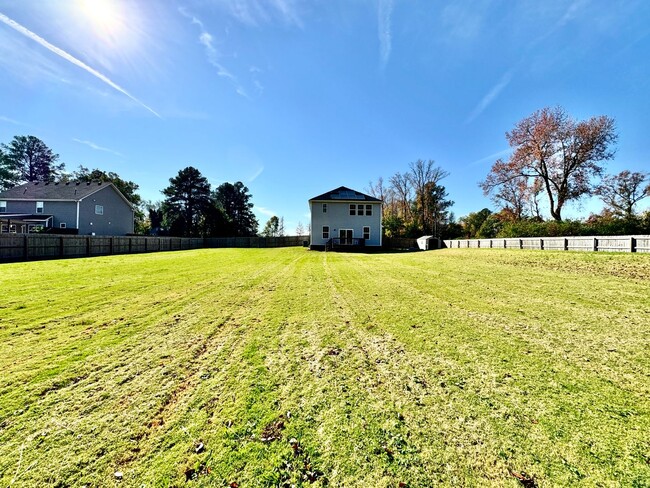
[309,186,382,202]
[0,181,120,201]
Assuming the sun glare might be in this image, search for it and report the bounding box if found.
[79,0,124,37]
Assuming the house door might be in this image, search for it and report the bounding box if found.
[339,229,353,245]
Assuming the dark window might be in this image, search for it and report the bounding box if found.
[366,204,372,216]
[322,226,329,239]
[363,226,370,240]
[349,204,356,216]
[95,205,104,215]
[60,223,67,229]
[0,201,6,213]
[36,201,44,214]
[322,203,327,213]
[357,204,364,216]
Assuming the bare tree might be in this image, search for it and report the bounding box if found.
[595,170,650,218]
[389,172,413,222]
[408,159,449,231]
[481,106,617,220]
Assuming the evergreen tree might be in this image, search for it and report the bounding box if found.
[161,166,213,237]
[214,181,258,237]
[1,135,64,185]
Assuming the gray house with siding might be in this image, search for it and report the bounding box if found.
[309,186,382,250]
[0,182,134,235]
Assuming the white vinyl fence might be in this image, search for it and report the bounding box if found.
[443,235,650,253]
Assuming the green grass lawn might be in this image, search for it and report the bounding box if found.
[1,248,648,487]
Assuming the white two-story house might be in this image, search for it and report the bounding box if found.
[309,186,383,250]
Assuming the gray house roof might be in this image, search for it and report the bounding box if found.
[309,186,382,202]
[0,182,133,207]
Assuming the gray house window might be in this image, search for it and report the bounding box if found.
[363,226,370,240]
[95,205,104,215]
[349,204,356,216]
[0,201,6,213]
[60,223,67,229]
[322,226,329,239]
[357,204,364,216]
[366,205,372,216]
[36,201,44,213]
[322,203,327,213]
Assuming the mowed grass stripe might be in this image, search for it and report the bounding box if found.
[319,251,649,484]
[0,248,648,486]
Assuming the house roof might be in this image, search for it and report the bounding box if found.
[0,182,132,206]
[309,186,382,202]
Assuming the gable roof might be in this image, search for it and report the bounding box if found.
[309,186,382,202]
[0,182,132,207]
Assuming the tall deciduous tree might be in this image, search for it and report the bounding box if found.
[214,181,258,237]
[481,106,617,221]
[162,166,213,237]
[409,159,449,232]
[595,170,650,219]
[1,135,64,185]
[72,166,141,207]
[423,181,454,236]
[262,216,280,237]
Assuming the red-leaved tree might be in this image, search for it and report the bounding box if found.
[481,106,617,221]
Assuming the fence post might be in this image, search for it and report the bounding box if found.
[564,238,568,251]
[129,237,132,253]
[86,236,91,256]
[110,237,114,255]
[593,238,598,252]
[23,235,28,260]
[60,236,65,257]
[540,238,544,251]
[519,239,523,249]
[630,236,636,253]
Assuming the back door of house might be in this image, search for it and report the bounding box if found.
[339,229,353,245]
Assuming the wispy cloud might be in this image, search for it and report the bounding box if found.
[0,12,160,118]
[248,166,264,182]
[466,70,513,123]
[378,0,394,68]
[0,115,26,126]
[556,0,590,28]
[441,2,485,41]
[467,148,511,167]
[72,138,123,157]
[224,0,302,27]
[179,7,250,98]
[256,206,276,217]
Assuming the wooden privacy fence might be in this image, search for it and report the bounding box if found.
[0,235,312,262]
[205,236,308,248]
[443,235,650,253]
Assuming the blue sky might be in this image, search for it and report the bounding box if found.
[1,0,649,232]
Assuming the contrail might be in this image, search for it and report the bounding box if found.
[0,12,161,118]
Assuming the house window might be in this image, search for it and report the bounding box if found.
[366,204,372,216]
[60,223,67,229]
[322,203,327,213]
[322,226,329,239]
[0,201,6,213]
[349,204,356,216]
[95,205,104,215]
[363,226,370,240]
[36,201,44,213]
[357,204,364,216]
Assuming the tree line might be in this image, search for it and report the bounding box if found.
[0,135,258,237]
[3,105,648,242]
[367,159,455,238]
